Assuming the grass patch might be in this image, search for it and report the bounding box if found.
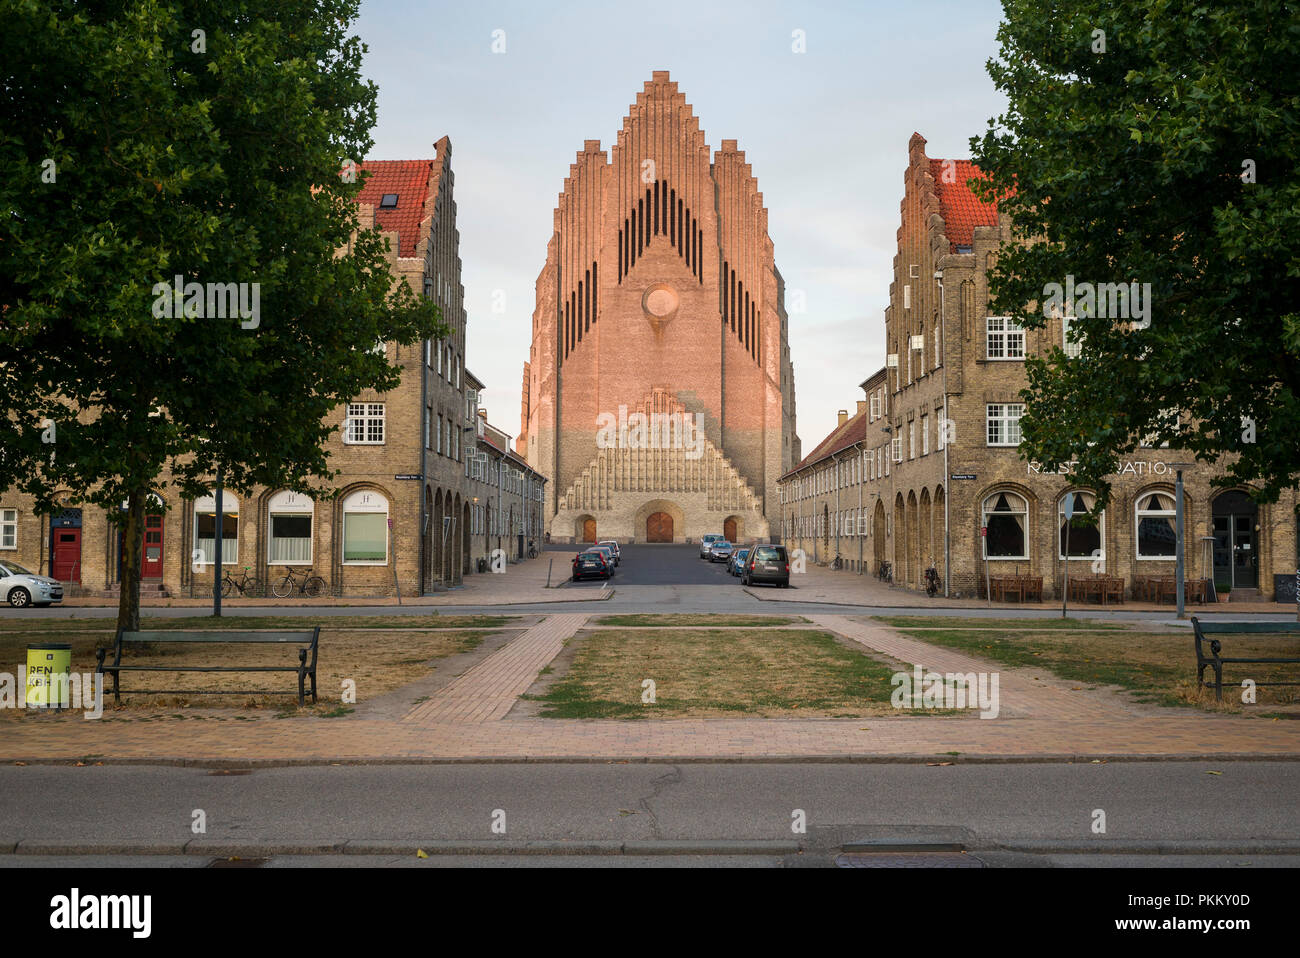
[881,617,1300,711]
[536,628,936,719]
[0,614,515,632]
[592,614,807,627]
[0,628,491,716]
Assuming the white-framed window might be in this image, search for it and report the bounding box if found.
[425,406,433,450]
[869,393,881,420]
[934,323,941,367]
[986,403,1025,446]
[1135,491,1177,559]
[986,316,1025,360]
[454,425,460,461]
[921,415,930,456]
[936,408,946,450]
[891,437,903,462]
[193,492,239,565]
[1,509,16,549]
[908,421,916,460]
[982,491,1029,559]
[345,403,385,444]
[436,340,443,376]
[268,490,314,565]
[436,415,443,454]
[1059,491,1104,561]
[342,490,389,565]
[1062,312,1083,359]
[903,284,911,309]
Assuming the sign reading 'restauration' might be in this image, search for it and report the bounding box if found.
[1028,461,1173,477]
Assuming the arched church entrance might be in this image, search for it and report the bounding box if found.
[647,512,673,542]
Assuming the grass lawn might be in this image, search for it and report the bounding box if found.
[0,614,514,632]
[0,618,504,715]
[875,616,1300,711]
[592,614,807,628]
[531,627,943,719]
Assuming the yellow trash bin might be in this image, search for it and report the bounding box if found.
[26,643,72,709]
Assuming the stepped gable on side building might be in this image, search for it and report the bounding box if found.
[519,70,800,544]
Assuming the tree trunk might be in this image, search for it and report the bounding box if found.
[115,491,146,633]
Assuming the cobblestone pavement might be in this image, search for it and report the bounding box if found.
[1,614,1295,763]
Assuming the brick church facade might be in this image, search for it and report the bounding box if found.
[519,71,800,544]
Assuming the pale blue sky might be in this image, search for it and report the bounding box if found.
[356,0,1007,449]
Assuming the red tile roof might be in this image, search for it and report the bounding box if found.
[783,408,868,477]
[357,160,433,257]
[929,159,998,252]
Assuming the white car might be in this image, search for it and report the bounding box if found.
[699,534,724,558]
[1,560,64,608]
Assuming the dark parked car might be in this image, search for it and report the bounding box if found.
[591,545,617,575]
[742,544,790,587]
[572,550,612,581]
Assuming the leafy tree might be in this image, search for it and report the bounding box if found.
[970,0,1300,510]
[0,0,444,628]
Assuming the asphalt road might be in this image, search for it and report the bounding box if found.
[3,762,1298,867]
[3,543,1294,623]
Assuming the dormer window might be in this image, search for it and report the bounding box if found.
[955,244,973,254]
[380,194,398,209]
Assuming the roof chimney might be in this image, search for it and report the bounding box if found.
[856,400,867,417]
[837,409,849,427]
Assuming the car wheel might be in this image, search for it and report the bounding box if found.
[7,587,31,609]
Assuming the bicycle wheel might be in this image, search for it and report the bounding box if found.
[303,576,326,598]
[221,577,235,598]
[272,574,294,598]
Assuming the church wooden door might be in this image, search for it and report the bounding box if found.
[723,517,737,541]
[646,513,673,542]
[581,518,596,542]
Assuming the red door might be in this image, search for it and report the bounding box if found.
[142,514,164,578]
[581,518,596,543]
[52,529,81,582]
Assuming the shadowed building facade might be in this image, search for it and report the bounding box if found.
[519,71,800,544]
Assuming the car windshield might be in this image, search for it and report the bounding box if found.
[1,562,35,576]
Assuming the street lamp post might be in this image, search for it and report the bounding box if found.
[1171,462,1196,619]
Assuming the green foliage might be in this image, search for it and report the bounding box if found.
[970,0,1300,508]
[0,0,445,513]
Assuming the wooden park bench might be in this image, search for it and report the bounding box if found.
[96,628,320,706]
[1190,617,1300,702]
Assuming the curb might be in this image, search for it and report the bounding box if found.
[4,752,1299,768]
[5,839,802,857]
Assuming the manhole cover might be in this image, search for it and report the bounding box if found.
[835,852,985,868]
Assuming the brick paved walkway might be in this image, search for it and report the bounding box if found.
[2,614,1296,762]
[403,614,588,724]
[808,615,1148,721]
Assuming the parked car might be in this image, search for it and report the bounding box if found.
[597,540,621,565]
[729,548,750,576]
[742,544,790,587]
[707,540,733,563]
[0,560,64,608]
[699,534,724,558]
[591,545,617,575]
[572,550,612,581]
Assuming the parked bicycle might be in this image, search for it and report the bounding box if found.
[877,560,893,583]
[831,554,843,571]
[271,566,326,598]
[924,560,940,597]
[221,566,256,598]
[527,540,538,559]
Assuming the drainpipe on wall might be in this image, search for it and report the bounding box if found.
[419,341,429,595]
[936,269,950,597]
[858,444,864,573]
